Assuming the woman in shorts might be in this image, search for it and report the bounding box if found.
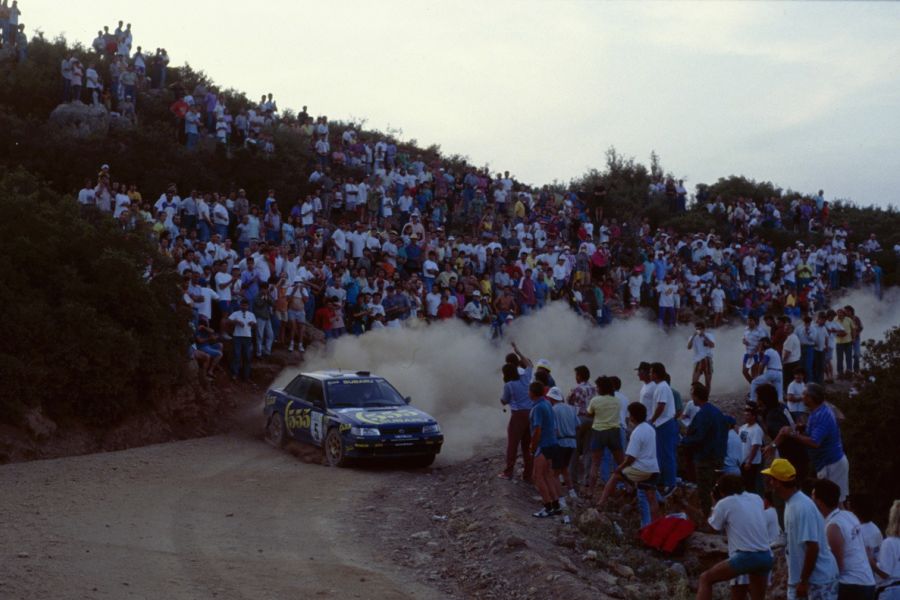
[585,376,624,497]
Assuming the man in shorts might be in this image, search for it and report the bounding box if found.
[596,402,660,523]
[287,276,308,352]
[697,474,775,600]
[688,321,715,391]
[529,381,563,518]
[548,386,579,499]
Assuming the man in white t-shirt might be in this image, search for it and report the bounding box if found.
[649,362,678,491]
[785,370,808,423]
[596,401,660,524]
[698,474,774,600]
[688,321,715,391]
[750,338,784,402]
[739,406,764,494]
[228,298,256,382]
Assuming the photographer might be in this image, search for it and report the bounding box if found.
[697,474,774,600]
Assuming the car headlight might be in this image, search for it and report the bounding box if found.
[350,426,381,437]
[422,423,441,435]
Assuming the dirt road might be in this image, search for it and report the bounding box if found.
[0,418,450,600]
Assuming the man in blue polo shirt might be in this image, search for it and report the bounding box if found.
[529,381,562,518]
[773,382,849,502]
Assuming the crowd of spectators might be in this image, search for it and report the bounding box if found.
[0,0,26,62]
[499,340,897,600]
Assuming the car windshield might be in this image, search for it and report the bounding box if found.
[326,379,407,408]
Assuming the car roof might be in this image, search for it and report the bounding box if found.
[302,371,382,381]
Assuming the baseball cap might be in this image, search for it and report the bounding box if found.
[634,361,651,372]
[546,387,563,402]
[536,359,552,372]
[472,290,481,297]
[760,458,797,482]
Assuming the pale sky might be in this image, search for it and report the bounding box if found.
[23,1,900,206]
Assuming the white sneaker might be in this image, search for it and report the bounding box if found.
[288,343,294,352]
[568,489,578,500]
[297,344,305,352]
[558,497,568,510]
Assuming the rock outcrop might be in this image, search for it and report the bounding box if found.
[48,102,111,138]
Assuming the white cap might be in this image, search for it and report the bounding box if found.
[536,359,552,372]
[546,387,563,402]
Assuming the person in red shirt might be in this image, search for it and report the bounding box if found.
[436,290,456,320]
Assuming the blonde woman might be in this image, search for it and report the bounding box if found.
[876,500,900,600]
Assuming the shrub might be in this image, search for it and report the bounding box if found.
[832,326,900,527]
[0,168,190,426]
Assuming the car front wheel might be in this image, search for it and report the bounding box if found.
[324,429,348,467]
[265,412,287,448]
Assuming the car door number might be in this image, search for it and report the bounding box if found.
[311,414,324,443]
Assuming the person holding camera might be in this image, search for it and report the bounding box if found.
[688,321,715,391]
[697,474,774,600]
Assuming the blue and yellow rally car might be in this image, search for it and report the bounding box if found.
[263,371,443,467]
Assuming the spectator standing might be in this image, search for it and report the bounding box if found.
[648,362,678,493]
[499,343,534,483]
[548,386,579,499]
[782,323,803,393]
[565,365,596,490]
[738,405,764,495]
[228,298,256,382]
[812,479,876,600]
[585,376,624,497]
[688,321,715,391]
[529,381,562,518]
[763,458,839,600]
[774,383,850,503]
[679,382,727,516]
[252,286,274,358]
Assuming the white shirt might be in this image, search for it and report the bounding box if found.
[690,332,714,363]
[228,310,257,338]
[786,381,807,414]
[77,187,96,206]
[877,537,900,589]
[195,288,219,320]
[708,492,772,555]
[639,381,657,420]
[826,509,876,586]
[625,422,659,474]
[212,203,229,226]
[738,423,764,464]
[214,272,232,301]
[762,347,783,372]
[782,333,802,364]
[651,380,676,426]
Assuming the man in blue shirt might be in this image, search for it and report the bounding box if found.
[529,381,562,518]
[773,383,849,502]
[499,343,534,482]
[679,382,727,516]
[763,458,839,600]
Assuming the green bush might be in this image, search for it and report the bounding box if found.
[0,168,189,426]
[832,326,900,527]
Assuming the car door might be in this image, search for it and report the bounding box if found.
[305,380,327,446]
[282,376,312,442]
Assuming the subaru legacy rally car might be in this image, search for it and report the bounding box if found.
[263,371,443,467]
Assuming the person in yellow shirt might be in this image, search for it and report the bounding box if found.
[834,308,855,378]
[513,196,526,219]
[585,376,625,497]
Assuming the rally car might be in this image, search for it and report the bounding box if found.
[263,371,443,467]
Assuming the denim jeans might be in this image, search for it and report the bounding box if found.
[655,419,678,487]
[255,318,273,356]
[851,339,861,372]
[836,342,852,376]
[231,336,252,380]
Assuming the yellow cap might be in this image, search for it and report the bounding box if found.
[760,458,797,482]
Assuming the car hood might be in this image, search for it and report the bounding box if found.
[331,406,437,427]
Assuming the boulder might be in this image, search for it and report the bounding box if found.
[684,531,729,571]
[22,408,57,441]
[48,102,111,138]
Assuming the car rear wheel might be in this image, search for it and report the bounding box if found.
[324,429,348,467]
[265,412,287,448]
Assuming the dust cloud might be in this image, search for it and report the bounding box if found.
[274,288,898,463]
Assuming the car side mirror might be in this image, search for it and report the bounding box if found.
[404,396,411,405]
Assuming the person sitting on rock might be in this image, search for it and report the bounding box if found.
[596,402,660,524]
